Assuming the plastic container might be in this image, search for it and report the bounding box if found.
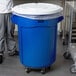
[12,3,63,69]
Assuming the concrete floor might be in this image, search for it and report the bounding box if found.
[0,36,75,76]
[0,0,76,76]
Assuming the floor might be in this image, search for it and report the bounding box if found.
[0,36,75,76]
[0,0,76,76]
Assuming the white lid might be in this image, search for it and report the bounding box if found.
[12,3,63,15]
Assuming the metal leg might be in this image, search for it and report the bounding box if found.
[63,1,73,59]
[61,0,69,45]
[66,2,73,58]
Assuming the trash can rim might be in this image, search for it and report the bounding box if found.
[12,3,63,16]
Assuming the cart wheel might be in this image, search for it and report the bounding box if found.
[63,52,71,59]
[41,68,46,74]
[70,64,76,73]
[25,68,31,73]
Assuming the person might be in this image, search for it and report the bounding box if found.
[0,0,19,64]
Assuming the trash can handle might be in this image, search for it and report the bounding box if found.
[57,16,64,23]
[11,15,18,24]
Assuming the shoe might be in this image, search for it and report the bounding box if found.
[0,54,3,64]
[8,50,19,56]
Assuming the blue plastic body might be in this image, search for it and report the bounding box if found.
[12,15,63,68]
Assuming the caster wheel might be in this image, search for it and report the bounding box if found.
[25,68,31,73]
[63,52,71,59]
[41,68,46,74]
[70,64,76,73]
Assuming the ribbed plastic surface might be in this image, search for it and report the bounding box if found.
[12,15,63,68]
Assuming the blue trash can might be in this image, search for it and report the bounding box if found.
[12,3,63,72]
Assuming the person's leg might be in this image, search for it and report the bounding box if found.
[0,14,5,64]
[6,13,18,56]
